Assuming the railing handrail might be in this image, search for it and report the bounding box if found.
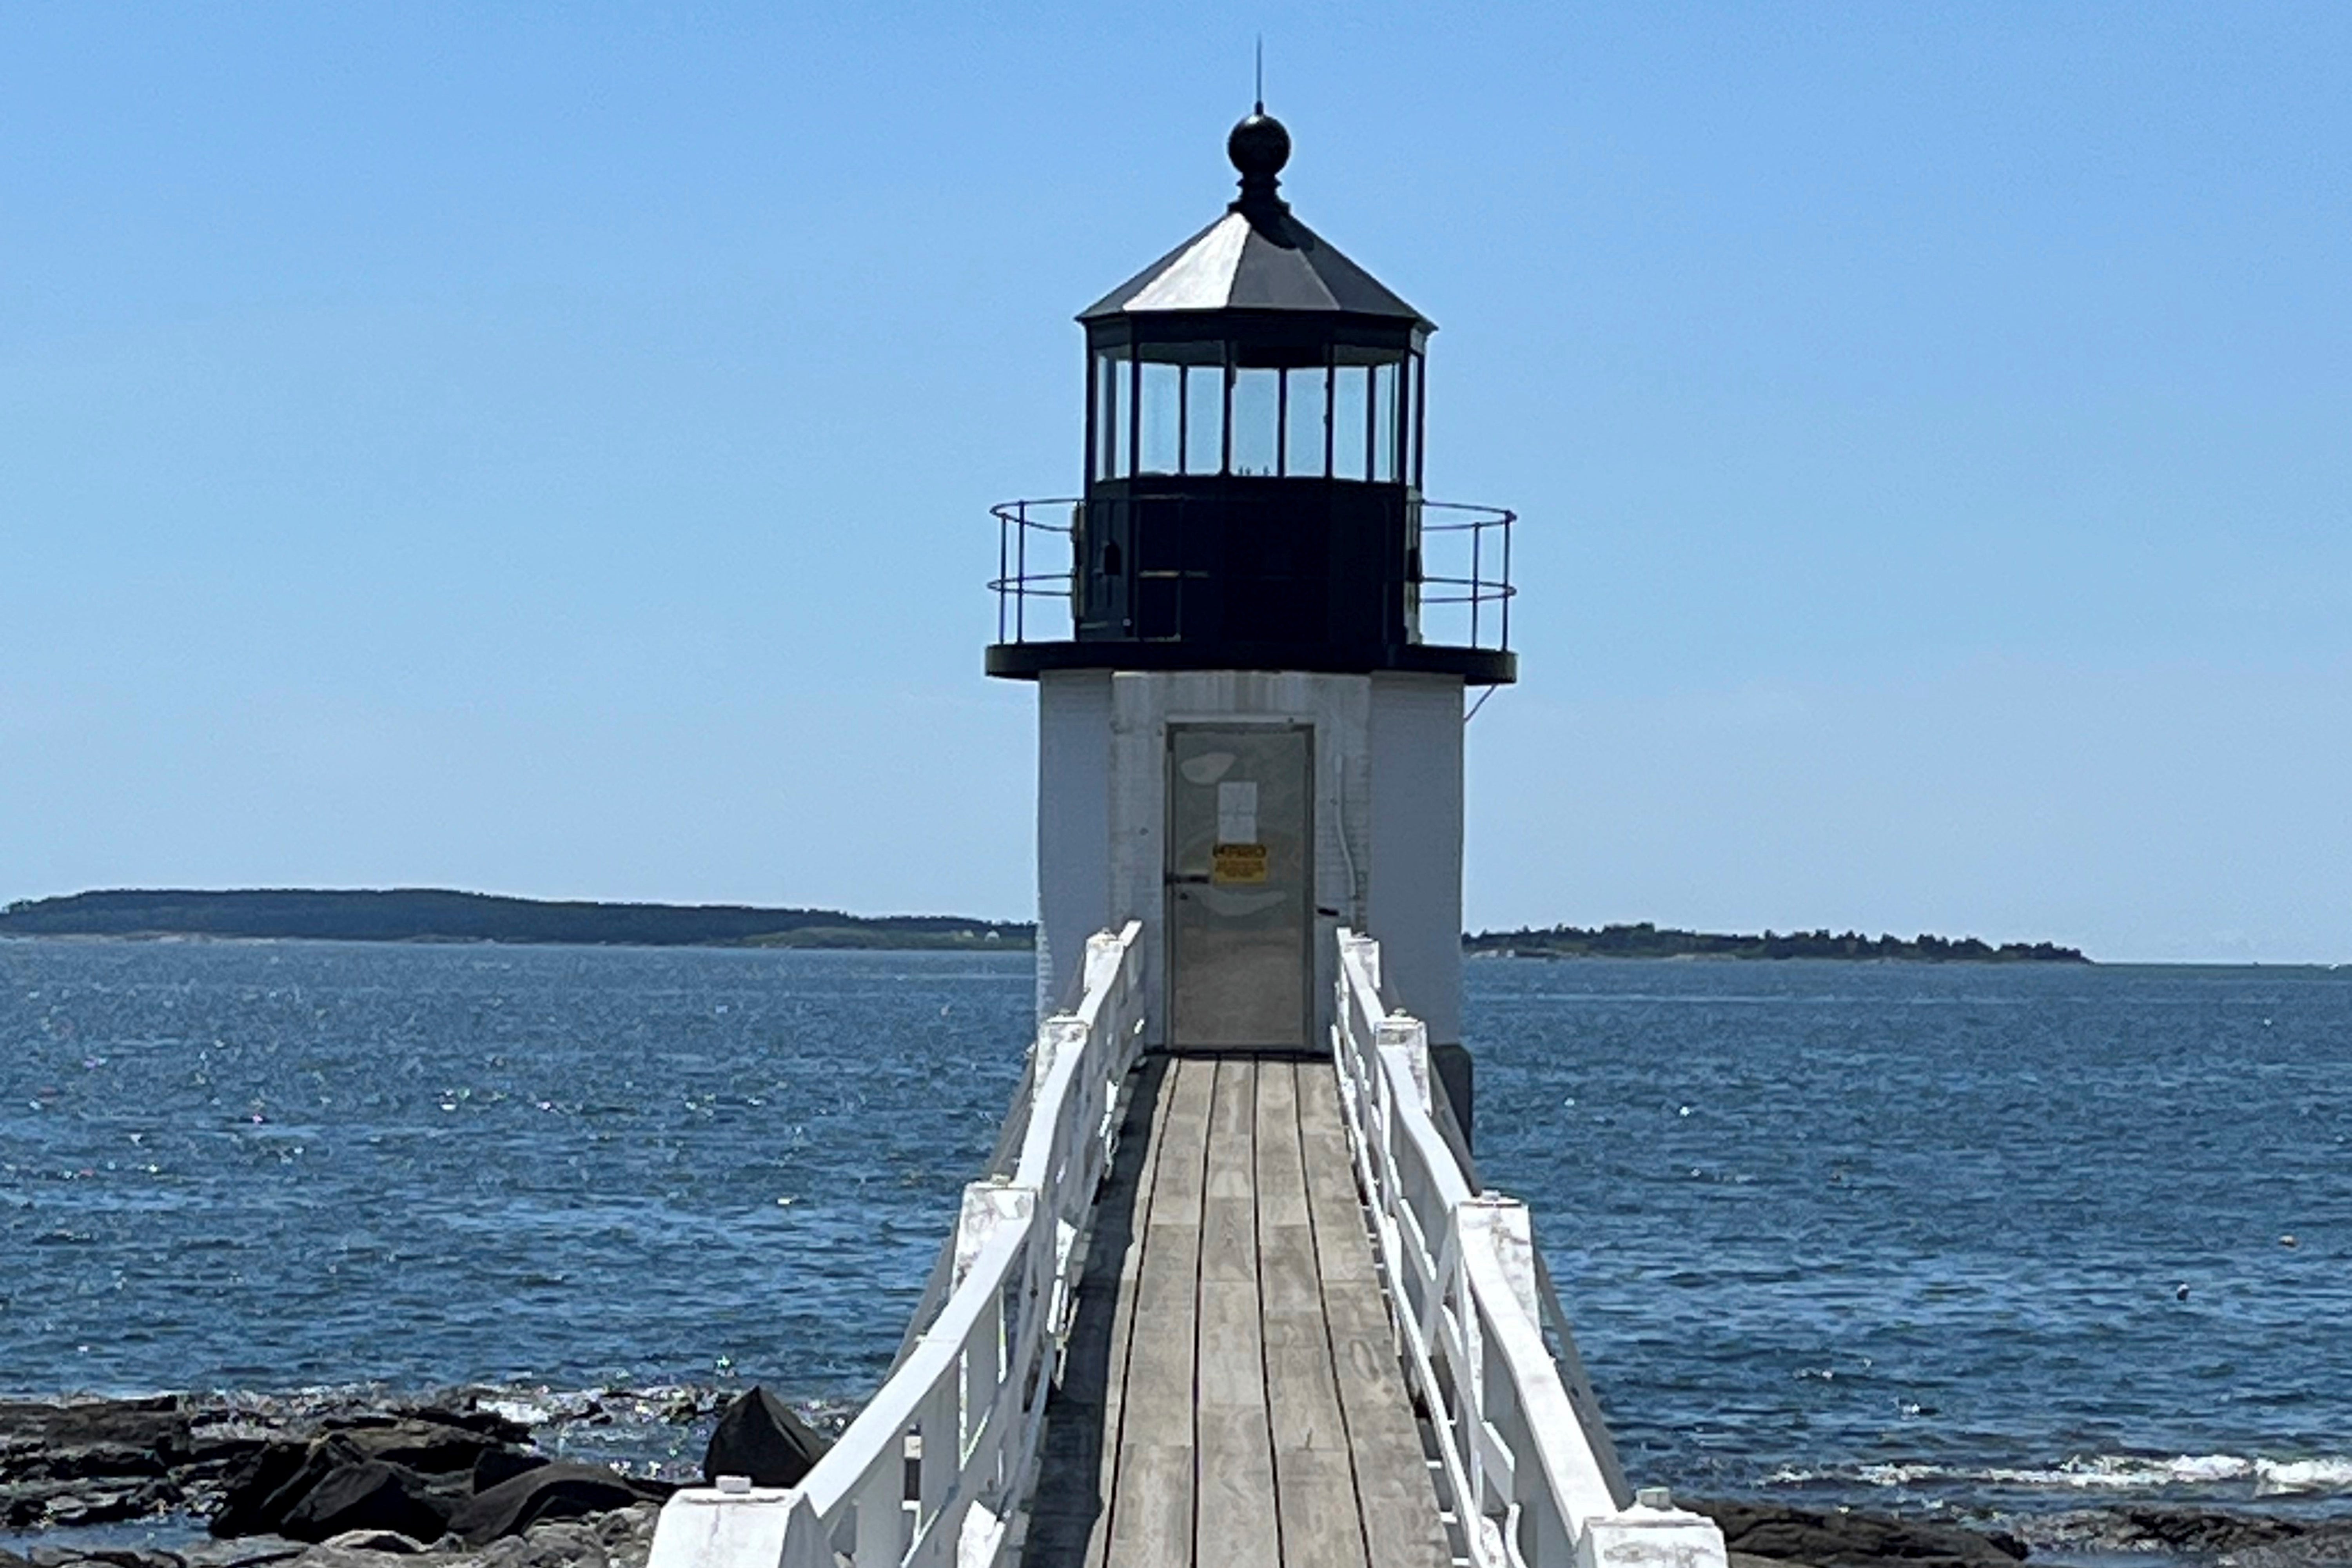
[1332,929,1727,1568]
[649,920,1147,1568]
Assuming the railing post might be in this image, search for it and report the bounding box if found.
[1015,503,1029,641]
[1574,1499,1727,1568]
[649,1489,827,1568]
[1456,1196,1537,1563]
[1375,1012,1432,1116]
[1080,931,1126,1025]
[953,1180,1038,1292]
[1032,1013,1087,1086]
[1472,518,1483,647]
[1500,509,1514,651]
[1457,1195,1541,1325]
[851,1466,907,1568]
[957,1500,1009,1568]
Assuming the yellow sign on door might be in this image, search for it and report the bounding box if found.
[1211,842,1269,885]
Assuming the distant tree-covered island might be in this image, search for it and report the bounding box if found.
[2,891,2087,962]
[0,888,1032,951]
[1465,922,2088,963]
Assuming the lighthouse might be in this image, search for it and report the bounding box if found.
[989,106,1513,1096]
[649,104,1725,1568]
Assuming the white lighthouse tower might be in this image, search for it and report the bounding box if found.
[988,108,1513,1114]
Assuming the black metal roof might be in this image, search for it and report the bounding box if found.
[1078,111,1432,330]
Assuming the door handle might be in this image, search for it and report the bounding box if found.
[1168,874,1212,886]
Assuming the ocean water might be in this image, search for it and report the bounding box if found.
[1469,958,2352,1517]
[3,940,2347,1521]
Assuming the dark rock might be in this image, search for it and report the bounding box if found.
[217,1435,387,1539]
[446,1463,665,1547]
[7,1441,170,1482]
[0,1398,192,1486]
[184,1428,275,1470]
[315,1530,425,1555]
[58,1481,178,1526]
[701,1388,828,1490]
[471,1448,550,1494]
[0,1548,26,1568]
[177,1539,305,1568]
[2021,1507,2325,1563]
[209,1423,501,1541]
[2,1476,176,1529]
[1691,1500,2028,1568]
[2113,1509,2309,1556]
[276,1461,452,1545]
[296,1421,503,1479]
[592,1502,661,1550]
[385,1401,531,1448]
[478,1520,604,1568]
[209,1440,320,1538]
[2229,1521,2352,1568]
[496,1510,662,1568]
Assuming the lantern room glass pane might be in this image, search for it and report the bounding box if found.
[1332,365,1370,481]
[1183,364,1224,474]
[1411,350,1427,488]
[1231,368,1279,476]
[1284,365,1328,477]
[1096,348,1132,479]
[1371,361,1400,483]
[1093,351,1116,479]
[1138,361,1181,475]
[1119,358,1136,477]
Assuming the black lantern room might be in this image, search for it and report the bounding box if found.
[987,109,1515,685]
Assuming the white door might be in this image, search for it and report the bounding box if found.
[1165,724,1313,1050]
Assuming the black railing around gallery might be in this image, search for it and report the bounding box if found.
[989,495,1515,654]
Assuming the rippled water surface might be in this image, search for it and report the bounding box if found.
[4,941,2347,1515]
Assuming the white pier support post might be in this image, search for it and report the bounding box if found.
[646,1489,833,1568]
[1574,1495,1728,1568]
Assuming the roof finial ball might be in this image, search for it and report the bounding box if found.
[1227,106,1291,214]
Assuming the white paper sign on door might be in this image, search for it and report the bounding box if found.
[1216,780,1259,846]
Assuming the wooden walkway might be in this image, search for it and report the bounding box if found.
[1024,1055,1452,1568]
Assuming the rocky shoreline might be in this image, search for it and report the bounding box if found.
[5,1393,2349,1568]
[1695,1497,2352,1568]
[0,1390,826,1568]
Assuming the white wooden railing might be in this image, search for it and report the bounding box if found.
[1332,929,1728,1568]
[649,921,1147,1568]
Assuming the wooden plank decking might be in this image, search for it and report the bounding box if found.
[1024,1055,1451,1568]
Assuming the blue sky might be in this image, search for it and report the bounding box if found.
[3,5,2346,962]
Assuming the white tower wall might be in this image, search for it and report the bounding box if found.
[1034,668,1116,1019]
[1036,668,1466,1049]
[1364,673,1466,1047]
